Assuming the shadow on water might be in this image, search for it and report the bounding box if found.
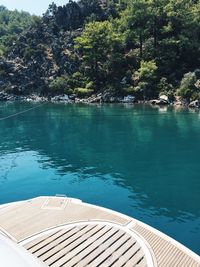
[0,102,200,254]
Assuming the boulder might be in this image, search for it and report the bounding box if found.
[88,95,102,103]
[101,92,122,103]
[188,100,199,108]
[150,99,159,105]
[68,94,76,100]
[150,98,169,105]
[159,94,169,103]
[59,94,69,101]
[0,91,8,101]
[51,94,72,103]
[121,95,135,103]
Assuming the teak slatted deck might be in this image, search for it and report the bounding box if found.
[0,196,199,267]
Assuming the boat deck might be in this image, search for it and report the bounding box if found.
[0,196,199,267]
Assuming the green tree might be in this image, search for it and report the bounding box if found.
[121,0,152,59]
[75,20,124,89]
[133,60,158,99]
[0,6,37,54]
[177,72,199,101]
[49,76,68,94]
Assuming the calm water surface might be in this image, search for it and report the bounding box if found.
[0,102,200,254]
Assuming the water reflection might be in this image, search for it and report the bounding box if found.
[0,102,200,253]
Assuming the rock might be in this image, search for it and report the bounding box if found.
[188,100,199,108]
[75,98,85,104]
[101,92,121,103]
[150,99,159,105]
[150,95,171,106]
[87,95,102,103]
[150,98,169,105]
[121,95,135,103]
[59,94,69,101]
[51,94,72,103]
[102,92,113,102]
[109,96,118,103]
[68,94,76,100]
[0,91,8,101]
[159,94,169,103]
[159,99,169,105]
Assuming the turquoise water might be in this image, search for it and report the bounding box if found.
[0,102,200,254]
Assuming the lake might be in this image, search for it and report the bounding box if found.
[0,102,200,255]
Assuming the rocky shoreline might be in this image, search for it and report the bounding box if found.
[0,91,199,108]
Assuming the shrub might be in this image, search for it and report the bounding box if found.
[133,60,158,99]
[125,86,135,94]
[157,77,173,92]
[177,72,197,101]
[49,76,68,94]
[157,77,175,101]
[74,88,94,97]
[191,92,200,101]
[85,81,94,89]
[64,88,73,95]
[66,72,90,89]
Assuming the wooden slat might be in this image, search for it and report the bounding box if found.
[52,234,117,266]
[111,243,141,267]
[159,246,179,265]
[29,227,80,254]
[96,238,136,267]
[84,231,125,266]
[31,225,145,267]
[136,257,147,267]
[87,232,130,266]
[24,230,61,250]
[63,225,113,266]
[123,249,145,267]
[73,227,120,267]
[38,225,95,260]
[98,237,136,267]
[133,224,200,267]
[45,225,105,266]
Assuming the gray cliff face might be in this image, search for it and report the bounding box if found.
[0,0,111,96]
[0,28,82,95]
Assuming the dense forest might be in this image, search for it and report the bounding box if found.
[0,6,36,55]
[0,0,200,103]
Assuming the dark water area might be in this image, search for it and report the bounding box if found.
[0,102,200,254]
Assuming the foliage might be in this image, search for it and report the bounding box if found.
[66,72,89,90]
[133,60,158,99]
[74,88,94,97]
[1,0,200,100]
[0,6,37,54]
[49,76,68,94]
[75,20,124,88]
[48,73,94,96]
[157,77,175,101]
[177,72,199,101]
